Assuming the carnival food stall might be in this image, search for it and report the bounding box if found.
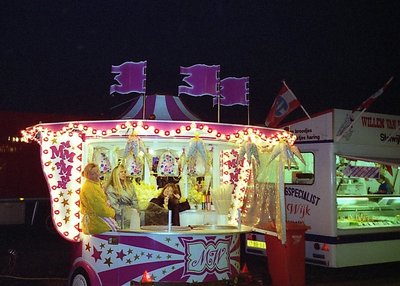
[22,119,297,285]
[279,109,400,267]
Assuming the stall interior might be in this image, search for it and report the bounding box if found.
[22,120,299,243]
[335,155,400,230]
[85,136,235,228]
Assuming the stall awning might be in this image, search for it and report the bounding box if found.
[120,94,201,121]
[337,154,400,167]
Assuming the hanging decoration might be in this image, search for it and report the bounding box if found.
[238,138,260,167]
[157,150,180,177]
[187,132,209,177]
[124,131,147,157]
[124,131,148,178]
[178,148,187,175]
[290,145,305,166]
[125,154,143,177]
[267,139,304,168]
[92,147,111,175]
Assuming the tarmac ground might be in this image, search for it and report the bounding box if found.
[1,223,400,286]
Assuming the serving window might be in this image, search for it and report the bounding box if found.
[335,155,399,196]
[284,152,315,185]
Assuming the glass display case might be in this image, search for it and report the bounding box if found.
[335,155,400,232]
[337,196,400,230]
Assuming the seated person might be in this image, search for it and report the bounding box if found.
[104,164,139,229]
[377,176,393,194]
[146,183,190,226]
[80,163,118,235]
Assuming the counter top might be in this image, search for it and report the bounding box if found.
[118,224,252,235]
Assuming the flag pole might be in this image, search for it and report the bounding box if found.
[217,94,220,123]
[282,80,311,120]
[337,76,394,142]
[381,77,396,143]
[247,101,250,125]
[384,129,399,144]
[142,93,146,120]
[336,108,366,142]
[246,89,250,125]
[142,62,148,120]
[217,80,221,123]
[248,81,251,125]
[300,104,311,119]
[384,122,400,144]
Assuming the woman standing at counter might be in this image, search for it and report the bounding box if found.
[104,164,139,228]
[80,163,117,234]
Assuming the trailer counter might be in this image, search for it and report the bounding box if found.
[73,225,251,285]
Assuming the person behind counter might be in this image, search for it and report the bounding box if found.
[104,164,139,228]
[80,163,118,235]
[147,183,190,226]
[377,176,394,194]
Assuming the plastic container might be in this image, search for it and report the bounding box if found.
[129,209,141,230]
[179,210,204,226]
[265,222,309,286]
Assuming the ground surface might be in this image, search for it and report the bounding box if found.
[1,224,400,285]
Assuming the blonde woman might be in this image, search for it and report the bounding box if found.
[104,164,139,228]
[80,163,117,235]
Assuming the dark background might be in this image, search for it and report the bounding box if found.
[2,3,400,283]
[2,1,400,125]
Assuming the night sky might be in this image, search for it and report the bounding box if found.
[2,1,400,125]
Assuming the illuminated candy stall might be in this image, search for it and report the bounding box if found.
[22,119,296,285]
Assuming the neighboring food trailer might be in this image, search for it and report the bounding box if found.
[22,119,296,285]
[247,109,400,267]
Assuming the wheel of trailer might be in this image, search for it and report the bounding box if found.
[71,269,90,286]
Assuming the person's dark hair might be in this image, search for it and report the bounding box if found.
[158,183,181,204]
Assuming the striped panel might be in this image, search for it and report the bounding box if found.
[343,165,380,179]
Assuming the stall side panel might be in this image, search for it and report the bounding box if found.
[285,143,338,266]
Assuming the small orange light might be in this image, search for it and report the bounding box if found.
[321,243,330,251]
[141,270,153,283]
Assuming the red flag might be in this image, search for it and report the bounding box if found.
[265,81,301,127]
[354,76,394,112]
